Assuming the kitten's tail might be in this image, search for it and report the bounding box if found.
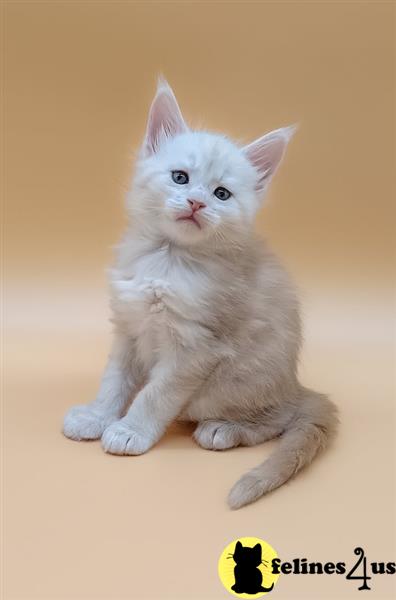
[259,583,274,592]
[228,387,338,509]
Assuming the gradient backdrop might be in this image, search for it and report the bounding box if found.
[4,1,395,599]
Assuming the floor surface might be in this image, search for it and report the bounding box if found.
[4,288,395,599]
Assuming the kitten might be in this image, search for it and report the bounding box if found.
[63,78,338,509]
[231,541,273,594]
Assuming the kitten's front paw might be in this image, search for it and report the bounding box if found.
[63,405,116,441]
[101,420,154,455]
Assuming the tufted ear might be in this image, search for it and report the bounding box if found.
[143,77,188,156]
[243,125,297,192]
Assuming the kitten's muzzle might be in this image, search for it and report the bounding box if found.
[187,199,206,212]
[175,199,207,229]
[176,212,202,228]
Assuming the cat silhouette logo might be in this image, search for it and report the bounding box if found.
[218,537,280,597]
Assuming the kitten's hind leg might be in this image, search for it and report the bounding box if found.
[193,420,283,451]
[231,585,243,593]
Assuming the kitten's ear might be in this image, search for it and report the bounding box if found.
[143,77,188,156]
[243,125,297,192]
[253,543,262,559]
[235,541,243,553]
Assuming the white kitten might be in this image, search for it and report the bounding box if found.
[63,78,338,509]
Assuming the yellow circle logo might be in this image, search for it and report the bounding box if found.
[218,537,280,597]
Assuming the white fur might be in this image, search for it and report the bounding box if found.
[63,79,338,508]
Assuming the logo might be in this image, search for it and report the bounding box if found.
[219,540,395,595]
[218,537,280,597]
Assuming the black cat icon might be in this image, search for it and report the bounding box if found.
[230,541,274,595]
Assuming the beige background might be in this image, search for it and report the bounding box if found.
[3,1,395,599]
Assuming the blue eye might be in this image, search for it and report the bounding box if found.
[214,186,231,201]
[172,170,189,185]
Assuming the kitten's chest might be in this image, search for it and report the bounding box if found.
[112,248,212,363]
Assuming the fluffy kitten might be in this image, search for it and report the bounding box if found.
[63,78,338,509]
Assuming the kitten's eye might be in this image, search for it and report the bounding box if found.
[171,170,189,185]
[214,186,231,201]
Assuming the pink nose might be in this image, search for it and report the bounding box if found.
[188,199,206,212]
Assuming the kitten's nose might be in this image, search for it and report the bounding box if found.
[188,199,206,212]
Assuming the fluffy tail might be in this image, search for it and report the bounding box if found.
[228,387,338,509]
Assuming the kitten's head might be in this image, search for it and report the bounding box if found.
[233,541,262,567]
[129,78,295,247]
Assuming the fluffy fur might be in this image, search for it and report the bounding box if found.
[63,79,338,509]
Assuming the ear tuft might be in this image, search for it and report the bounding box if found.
[281,123,299,141]
[243,124,297,192]
[156,74,172,94]
[143,78,188,156]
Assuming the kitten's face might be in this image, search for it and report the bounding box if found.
[132,131,258,245]
[128,79,294,248]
